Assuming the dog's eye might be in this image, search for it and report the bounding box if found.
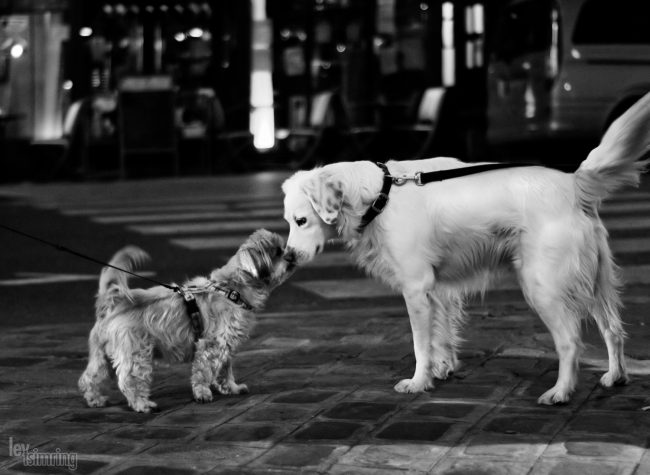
[276,247,283,257]
[295,217,307,227]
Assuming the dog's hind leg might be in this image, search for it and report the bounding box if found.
[591,229,629,387]
[112,332,157,413]
[78,324,111,407]
[395,266,435,393]
[429,291,465,380]
[517,228,588,405]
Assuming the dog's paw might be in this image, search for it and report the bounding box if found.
[193,386,213,403]
[130,398,158,413]
[84,395,109,408]
[394,378,432,394]
[431,360,456,380]
[599,371,629,388]
[537,386,572,405]
[232,383,249,395]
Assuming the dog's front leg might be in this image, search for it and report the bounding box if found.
[395,275,435,393]
[214,360,249,395]
[191,340,227,403]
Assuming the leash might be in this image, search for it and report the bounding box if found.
[359,161,536,230]
[0,223,176,290]
[0,223,253,341]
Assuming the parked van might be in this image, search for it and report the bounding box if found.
[487,0,650,158]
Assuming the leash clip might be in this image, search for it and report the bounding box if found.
[391,172,424,186]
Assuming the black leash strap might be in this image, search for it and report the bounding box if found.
[416,162,534,185]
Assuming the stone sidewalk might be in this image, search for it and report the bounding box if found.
[1,173,650,474]
[1,297,649,474]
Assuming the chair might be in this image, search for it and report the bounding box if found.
[390,87,447,159]
[275,90,341,168]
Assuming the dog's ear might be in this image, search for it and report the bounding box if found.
[239,251,260,280]
[303,173,343,225]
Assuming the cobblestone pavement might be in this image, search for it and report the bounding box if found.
[0,172,649,474]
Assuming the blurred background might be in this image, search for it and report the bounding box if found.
[0,0,648,182]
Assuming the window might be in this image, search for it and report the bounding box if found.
[573,0,650,45]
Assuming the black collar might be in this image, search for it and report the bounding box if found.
[358,162,393,231]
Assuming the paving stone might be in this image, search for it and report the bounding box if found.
[328,464,426,474]
[346,387,419,402]
[408,402,482,420]
[233,403,319,422]
[114,466,199,475]
[530,458,637,475]
[271,389,339,404]
[568,412,650,437]
[6,458,107,474]
[584,395,648,411]
[140,442,267,469]
[40,438,146,456]
[337,443,446,472]
[251,443,344,469]
[463,432,550,459]
[432,458,535,475]
[424,384,501,400]
[375,421,452,442]
[322,402,396,421]
[542,435,644,461]
[1,421,101,447]
[202,422,291,445]
[293,421,364,440]
[59,409,157,424]
[110,426,191,440]
[482,415,563,436]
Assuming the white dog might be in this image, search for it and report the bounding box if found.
[281,92,650,405]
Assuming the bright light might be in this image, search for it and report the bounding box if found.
[251,107,275,150]
[250,70,275,151]
[62,80,73,90]
[188,28,203,38]
[174,32,186,42]
[79,27,93,37]
[10,43,24,59]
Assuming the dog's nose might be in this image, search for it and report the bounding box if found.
[283,248,297,264]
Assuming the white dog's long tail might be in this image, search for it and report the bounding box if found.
[575,92,650,209]
[96,246,149,316]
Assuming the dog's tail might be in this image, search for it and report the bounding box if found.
[96,246,149,317]
[575,92,650,210]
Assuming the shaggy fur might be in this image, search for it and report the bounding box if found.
[78,229,292,412]
[282,92,650,405]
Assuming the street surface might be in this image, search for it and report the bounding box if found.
[0,170,649,474]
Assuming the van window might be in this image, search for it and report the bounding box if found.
[573,0,650,45]
[494,0,553,62]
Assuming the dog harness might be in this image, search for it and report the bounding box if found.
[176,281,253,342]
[358,161,535,231]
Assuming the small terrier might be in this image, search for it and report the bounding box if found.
[78,229,293,412]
